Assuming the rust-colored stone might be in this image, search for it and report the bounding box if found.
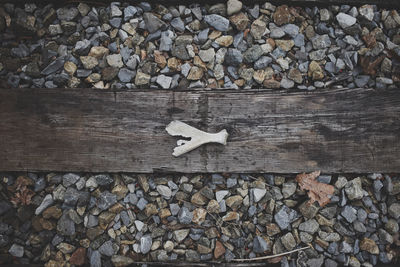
[214,240,226,259]
[273,5,295,26]
[69,247,86,266]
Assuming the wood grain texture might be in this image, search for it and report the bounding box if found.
[0,88,399,173]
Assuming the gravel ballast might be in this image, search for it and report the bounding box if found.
[0,172,399,266]
[0,1,399,89]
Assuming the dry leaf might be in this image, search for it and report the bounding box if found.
[9,176,35,206]
[295,171,334,207]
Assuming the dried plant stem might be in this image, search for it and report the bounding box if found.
[232,245,311,262]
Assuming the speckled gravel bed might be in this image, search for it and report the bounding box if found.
[0,172,399,266]
[0,1,399,89]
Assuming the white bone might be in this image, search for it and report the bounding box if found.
[166,120,229,157]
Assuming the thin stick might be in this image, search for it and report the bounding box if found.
[232,245,311,262]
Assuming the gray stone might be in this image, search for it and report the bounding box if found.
[388,203,400,219]
[9,244,24,257]
[311,34,331,49]
[171,17,185,32]
[57,7,79,21]
[143,12,166,33]
[57,211,75,236]
[294,34,305,47]
[225,48,243,66]
[336,13,357,29]
[243,45,263,63]
[98,191,117,210]
[282,24,299,38]
[199,48,215,63]
[41,57,65,75]
[178,207,193,224]
[157,185,172,198]
[227,0,242,15]
[140,235,152,254]
[74,39,91,55]
[160,31,174,51]
[111,5,122,17]
[156,75,172,89]
[341,206,357,223]
[355,75,370,87]
[99,240,114,256]
[118,68,135,83]
[253,236,269,253]
[299,219,319,234]
[124,6,137,21]
[90,250,101,267]
[62,173,80,187]
[270,28,285,38]
[254,56,272,70]
[35,194,54,215]
[274,206,298,230]
[174,229,189,242]
[340,241,353,253]
[281,232,296,250]
[280,77,294,89]
[94,174,113,186]
[359,5,374,21]
[204,14,230,32]
[172,45,190,60]
[109,17,122,28]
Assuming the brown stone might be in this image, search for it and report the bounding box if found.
[273,5,295,26]
[99,212,115,229]
[191,191,208,205]
[43,206,62,219]
[214,240,226,259]
[360,55,384,76]
[275,40,294,52]
[192,208,207,224]
[187,66,204,80]
[266,223,281,236]
[207,199,220,213]
[154,51,167,68]
[109,203,124,214]
[225,195,243,210]
[87,227,104,240]
[69,247,86,266]
[111,185,128,200]
[215,36,233,47]
[88,46,109,59]
[222,211,240,221]
[230,12,249,31]
[362,33,377,49]
[360,238,379,254]
[40,218,56,230]
[145,203,158,217]
[198,244,212,254]
[288,68,303,84]
[102,67,119,81]
[159,208,171,219]
[308,61,324,80]
[263,78,281,88]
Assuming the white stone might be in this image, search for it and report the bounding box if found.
[35,194,54,215]
[216,190,229,202]
[156,185,172,199]
[166,120,228,157]
[252,188,266,202]
[336,13,357,29]
[156,75,172,89]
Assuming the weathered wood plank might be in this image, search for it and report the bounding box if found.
[0,88,399,173]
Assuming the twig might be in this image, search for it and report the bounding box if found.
[232,245,311,262]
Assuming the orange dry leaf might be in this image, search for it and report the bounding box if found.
[9,176,35,206]
[295,171,334,207]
